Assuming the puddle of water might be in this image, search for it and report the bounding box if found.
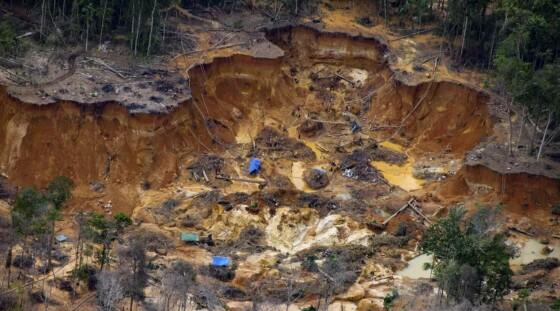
[399,239,560,279]
[372,161,424,191]
[398,254,433,279]
[372,141,424,192]
[510,239,560,266]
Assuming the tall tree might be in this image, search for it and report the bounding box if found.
[420,206,513,305]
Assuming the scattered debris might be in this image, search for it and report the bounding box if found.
[255,127,316,161]
[365,143,407,164]
[340,150,385,183]
[89,181,105,193]
[188,154,228,185]
[297,119,324,138]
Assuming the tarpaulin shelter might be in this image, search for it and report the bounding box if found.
[211,256,231,267]
[181,232,199,242]
[248,158,262,175]
[55,234,68,242]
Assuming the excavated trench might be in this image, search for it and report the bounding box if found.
[0,25,557,213]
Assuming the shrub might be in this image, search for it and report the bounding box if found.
[0,21,17,57]
[383,289,399,310]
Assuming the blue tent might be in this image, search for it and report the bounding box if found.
[211,256,231,267]
[248,158,262,175]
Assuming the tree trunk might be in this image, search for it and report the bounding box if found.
[85,15,89,51]
[529,115,541,155]
[488,23,497,68]
[507,98,514,157]
[516,107,526,151]
[5,245,12,286]
[537,111,553,161]
[99,0,108,47]
[384,0,387,26]
[40,0,46,38]
[134,8,143,55]
[100,243,108,271]
[161,12,167,49]
[130,2,135,51]
[46,220,55,272]
[146,0,157,56]
[459,16,468,61]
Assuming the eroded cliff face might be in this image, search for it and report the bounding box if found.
[0,25,554,215]
[0,89,204,188]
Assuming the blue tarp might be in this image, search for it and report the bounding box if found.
[248,158,262,175]
[211,256,231,267]
[55,234,68,242]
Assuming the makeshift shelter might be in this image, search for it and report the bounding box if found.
[55,234,68,243]
[248,158,262,175]
[180,232,199,243]
[211,256,231,267]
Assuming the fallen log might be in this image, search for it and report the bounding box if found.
[383,199,414,225]
[389,28,435,42]
[85,57,127,79]
[216,175,267,186]
[508,226,534,237]
[408,201,432,224]
[335,73,356,87]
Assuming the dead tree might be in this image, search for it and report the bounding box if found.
[159,260,196,311]
[97,270,124,311]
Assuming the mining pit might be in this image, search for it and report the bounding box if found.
[1,23,559,310]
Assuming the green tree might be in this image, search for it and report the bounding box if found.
[85,212,132,270]
[0,21,18,57]
[495,0,560,159]
[420,206,513,305]
[117,237,148,311]
[10,177,74,273]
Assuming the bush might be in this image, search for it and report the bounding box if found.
[383,289,399,310]
[0,21,17,57]
[208,265,236,282]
